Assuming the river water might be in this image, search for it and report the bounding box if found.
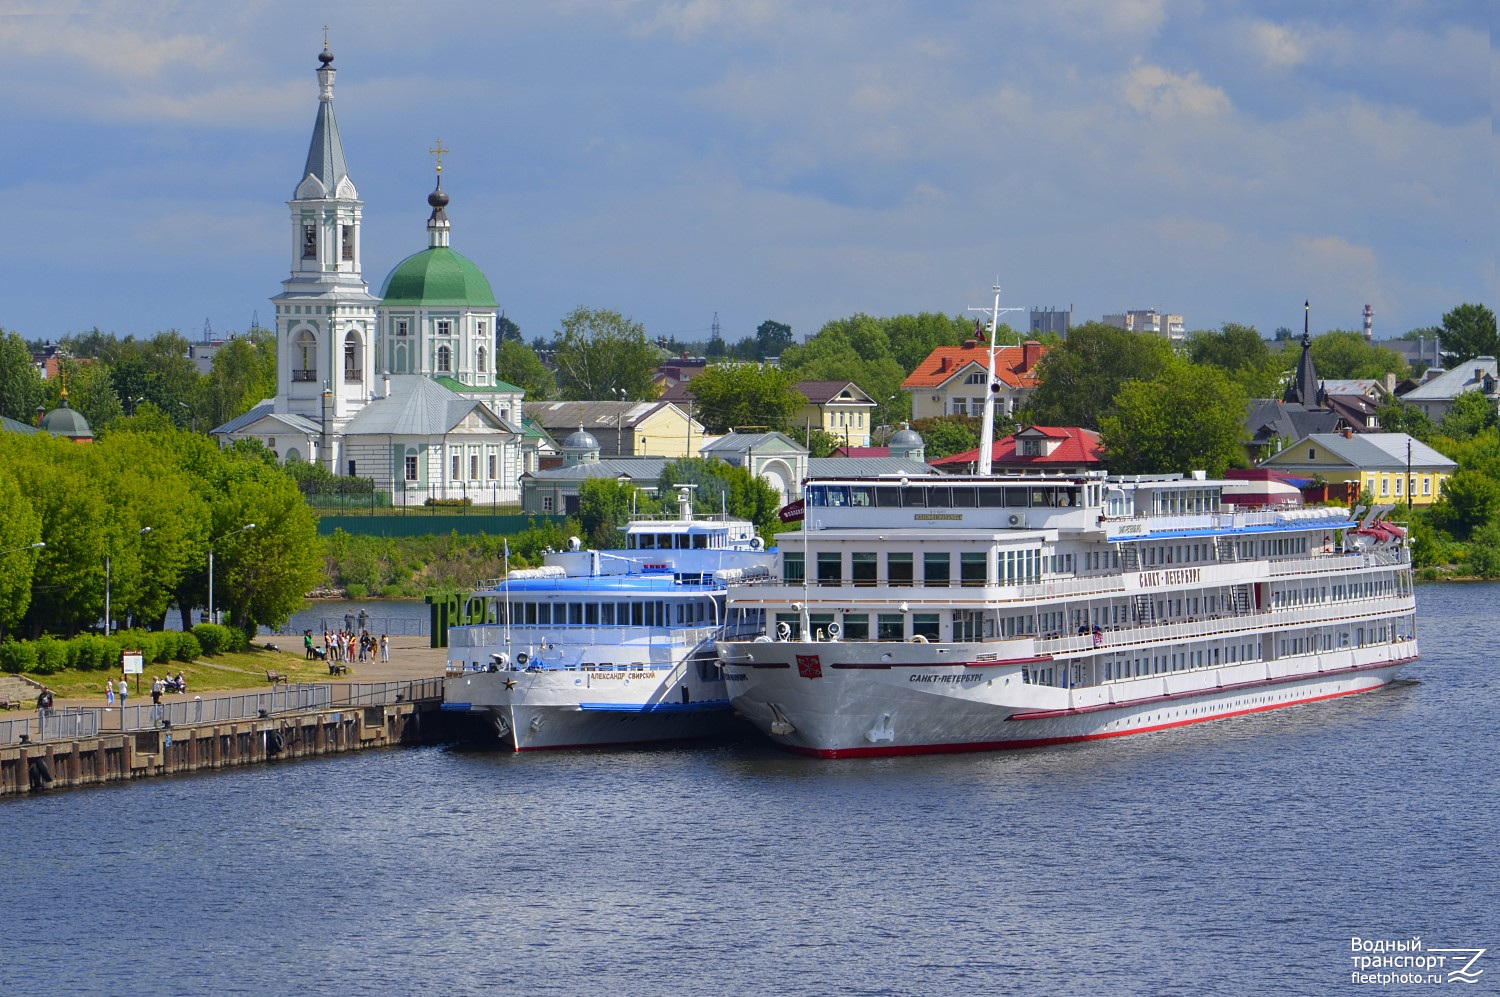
[4,584,1494,995]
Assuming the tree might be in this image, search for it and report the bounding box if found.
[1438,303,1498,365]
[1465,520,1500,579]
[1099,362,1248,476]
[687,363,805,434]
[1426,469,1500,541]
[780,316,908,427]
[911,416,981,460]
[804,428,843,457]
[1022,322,1177,430]
[0,330,46,423]
[201,331,276,429]
[1376,398,1433,441]
[577,478,641,549]
[552,307,660,400]
[1291,329,1407,381]
[754,320,794,359]
[0,471,43,638]
[497,315,523,342]
[653,457,784,539]
[496,340,555,400]
[1438,389,1499,439]
[1185,323,1281,397]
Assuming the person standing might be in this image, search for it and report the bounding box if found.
[106,680,115,706]
[118,678,128,708]
[150,677,163,706]
[380,633,390,662]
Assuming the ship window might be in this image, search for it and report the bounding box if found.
[825,486,849,506]
[849,486,872,507]
[806,486,826,507]
[874,486,902,507]
[585,603,598,625]
[887,552,914,586]
[602,604,615,625]
[924,552,950,587]
[951,487,976,508]
[775,613,801,640]
[525,603,538,625]
[540,603,555,625]
[902,486,927,508]
[817,552,842,585]
[1005,488,1028,508]
[852,552,877,585]
[912,614,940,641]
[783,551,805,584]
[960,552,987,586]
[842,614,870,640]
[632,602,644,626]
[925,486,950,507]
[693,534,708,549]
[978,487,1004,508]
[809,613,835,638]
[877,614,905,641]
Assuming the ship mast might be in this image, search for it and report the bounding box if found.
[970,284,1023,476]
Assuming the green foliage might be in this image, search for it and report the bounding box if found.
[1437,389,1499,439]
[577,478,641,549]
[0,639,39,675]
[1298,330,1408,381]
[0,330,47,422]
[1099,362,1249,476]
[1426,469,1500,541]
[688,363,806,434]
[1376,398,1433,440]
[34,636,67,675]
[1022,322,1177,430]
[0,471,43,636]
[754,320,794,358]
[911,416,981,460]
[654,457,784,539]
[1438,303,1498,365]
[192,623,231,656]
[552,307,659,400]
[1464,520,1500,578]
[54,356,124,432]
[201,331,277,429]
[804,428,844,458]
[1184,323,1281,397]
[173,631,202,662]
[780,312,951,427]
[68,634,113,671]
[496,339,555,400]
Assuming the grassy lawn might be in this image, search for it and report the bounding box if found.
[24,644,358,700]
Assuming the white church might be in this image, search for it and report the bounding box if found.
[213,44,525,505]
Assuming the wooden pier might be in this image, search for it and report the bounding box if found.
[0,679,446,797]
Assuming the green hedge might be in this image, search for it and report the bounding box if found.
[0,627,223,677]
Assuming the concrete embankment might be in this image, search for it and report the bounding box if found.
[1,679,453,797]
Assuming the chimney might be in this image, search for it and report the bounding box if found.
[1022,340,1043,372]
[1342,428,1353,439]
[938,357,949,373]
[1384,372,1396,394]
[383,372,391,399]
[963,338,977,349]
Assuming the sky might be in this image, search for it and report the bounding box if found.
[0,1,1492,350]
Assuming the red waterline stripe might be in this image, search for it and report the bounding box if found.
[777,681,1394,759]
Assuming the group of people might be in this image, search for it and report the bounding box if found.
[310,629,389,666]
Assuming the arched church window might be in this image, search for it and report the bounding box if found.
[344,330,364,382]
[341,224,355,261]
[394,343,408,374]
[477,346,487,373]
[293,329,317,382]
[437,346,452,373]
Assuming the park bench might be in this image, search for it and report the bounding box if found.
[327,661,349,676]
[265,669,289,686]
[0,697,18,710]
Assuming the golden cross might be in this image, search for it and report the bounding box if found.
[429,138,449,174]
[323,25,329,50]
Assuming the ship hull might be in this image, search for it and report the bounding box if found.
[718,639,1415,758]
[444,669,734,751]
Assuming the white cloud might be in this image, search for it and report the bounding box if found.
[1118,60,1231,117]
[1245,20,1309,68]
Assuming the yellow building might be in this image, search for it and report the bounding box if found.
[1259,431,1456,507]
[526,400,707,459]
[793,381,877,447]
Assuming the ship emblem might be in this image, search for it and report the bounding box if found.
[796,654,823,679]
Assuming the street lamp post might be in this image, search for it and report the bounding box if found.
[0,542,44,557]
[208,524,255,626]
[106,527,151,636]
[177,401,197,433]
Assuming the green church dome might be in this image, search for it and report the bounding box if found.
[379,246,497,307]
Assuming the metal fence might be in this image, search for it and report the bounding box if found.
[0,677,445,745]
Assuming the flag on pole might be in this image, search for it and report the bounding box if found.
[973,318,987,344]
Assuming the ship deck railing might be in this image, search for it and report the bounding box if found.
[1034,592,1415,658]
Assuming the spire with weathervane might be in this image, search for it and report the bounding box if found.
[427,138,451,249]
[1284,300,1324,408]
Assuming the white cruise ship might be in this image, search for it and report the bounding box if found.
[443,489,773,750]
[716,473,1418,757]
